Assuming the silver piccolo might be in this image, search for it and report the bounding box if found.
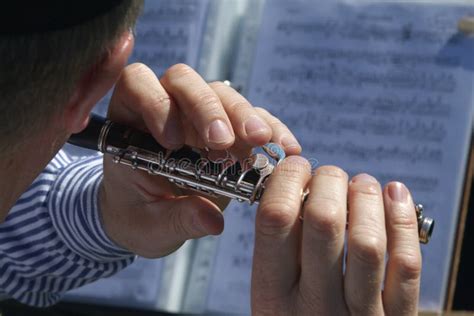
[67,114,434,244]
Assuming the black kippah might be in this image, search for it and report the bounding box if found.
[1,0,125,35]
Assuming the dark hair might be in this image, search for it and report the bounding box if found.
[0,0,143,153]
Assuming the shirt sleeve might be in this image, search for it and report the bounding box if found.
[0,150,135,307]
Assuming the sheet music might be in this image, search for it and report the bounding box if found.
[205,202,256,315]
[65,257,164,309]
[206,0,474,313]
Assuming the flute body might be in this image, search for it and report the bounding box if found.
[68,114,280,204]
[67,114,434,244]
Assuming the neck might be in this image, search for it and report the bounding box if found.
[0,129,67,222]
[0,155,38,221]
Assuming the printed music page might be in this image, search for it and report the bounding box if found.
[66,257,164,309]
[206,0,474,313]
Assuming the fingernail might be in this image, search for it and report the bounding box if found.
[244,115,270,136]
[208,120,233,144]
[388,182,408,203]
[351,173,378,183]
[281,135,300,149]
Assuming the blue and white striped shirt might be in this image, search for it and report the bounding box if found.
[0,150,135,307]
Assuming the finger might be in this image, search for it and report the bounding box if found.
[345,173,386,316]
[382,182,421,316]
[115,195,224,258]
[254,107,302,155]
[160,64,235,150]
[252,156,311,311]
[180,188,231,211]
[209,81,272,146]
[181,115,207,149]
[108,63,185,149]
[104,155,181,201]
[300,166,349,315]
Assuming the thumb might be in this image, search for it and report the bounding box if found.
[134,195,224,258]
[164,195,225,238]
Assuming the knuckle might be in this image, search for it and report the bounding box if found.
[126,62,153,76]
[147,96,171,111]
[252,295,289,316]
[313,165,348,180]
[350,182,381,199]
[252,305,282,316]
[257,200,297,236]
[304,199,345,240]
[209,80,231,91]
[278,156,311,178]
[391,252,422,281]
[387,200,418,229]
[164,63,194,80]
[350,233,386,266]
[192,93,221,114]
[347,301,378,316]
[227,100,250,117]
[268,116,284,128]
[254,106,271,115]
[252,271,294,315]
[119,63,154,86]
[390,211,418,232]
[252,307,286,316]
[254,107,280,124]
[297,288,323,315]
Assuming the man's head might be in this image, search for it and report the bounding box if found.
[0,0,143,156]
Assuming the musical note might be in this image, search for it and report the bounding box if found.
[265,110,447,143]
[276,17,456,45]
[261,87,452,118]
[268,65,457,93]
[275,46,461,68]
[303,141,443,164]
[134,28,189,46]
[139,1,199,23]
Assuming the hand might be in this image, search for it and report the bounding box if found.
[252,158,421,316]
[99,63,301,258]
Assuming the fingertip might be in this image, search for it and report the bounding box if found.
[280,135,302,154]
[246,132,273,147]
[385,181,409,204]
[197,208,224,235]
[243,115,272,144]
[277,155,312,175]
[350,173,378,184]
[207,119,235,149]
[284,144,302,156]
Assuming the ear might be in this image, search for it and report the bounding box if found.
[63,30,135,134]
